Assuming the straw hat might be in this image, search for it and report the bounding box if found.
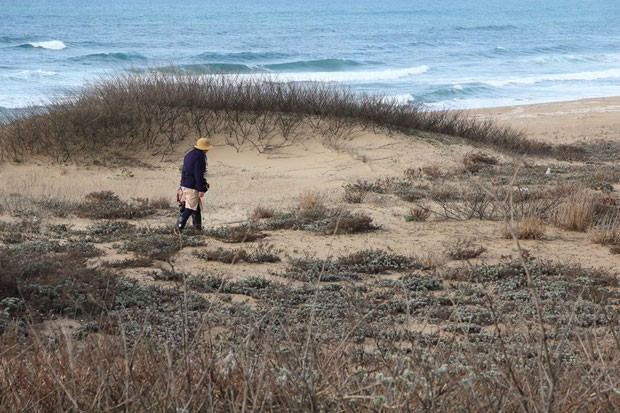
[194,138,213,151]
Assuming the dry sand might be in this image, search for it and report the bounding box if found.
[468,96,620,145]
[1,97,618,279]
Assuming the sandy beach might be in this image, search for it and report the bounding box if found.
[469,96,620,145]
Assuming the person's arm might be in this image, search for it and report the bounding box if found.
[194,153,208,193]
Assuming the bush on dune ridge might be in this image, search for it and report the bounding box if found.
[0,69,568,162]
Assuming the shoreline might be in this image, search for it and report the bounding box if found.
[469,96,620,145]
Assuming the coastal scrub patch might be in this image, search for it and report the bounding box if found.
[282,249,426,282]
[444,238,487,260]
[117,231,204,260]
[197,243,281,264]
[262,207,377,235]
[205,224,268,243]
[76,191,155,220]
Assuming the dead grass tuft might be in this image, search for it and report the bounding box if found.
[462,151,498,173]
[553,191,595,232]
[588,213,620,246]
[148,196,171,210]
[405,206,431,222]
[298,190,325,211]
[503,216,546,240]
[249,205,276,221]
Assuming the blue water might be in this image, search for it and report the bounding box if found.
[1,0,620,110]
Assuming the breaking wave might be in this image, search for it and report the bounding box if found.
[18,40,67,50]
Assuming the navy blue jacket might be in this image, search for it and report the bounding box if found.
[180,148,208,192]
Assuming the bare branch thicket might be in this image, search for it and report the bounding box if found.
[429,184,502,220]
[1,68,563,162]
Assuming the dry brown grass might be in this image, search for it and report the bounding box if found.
[503,216,546,240]
[462,151,498,173]
[298,190,325,211]
[553,191,595,232]
[249,205,275,221]
[148,196,171,210]
[404,206,431,222]
[588,214,620,246]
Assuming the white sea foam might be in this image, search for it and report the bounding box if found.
[241,65,429,83]
[528,53,620,65]
[452,84,464,90]
[5,69,59,80]
[451,69,620,88]
[29,40,67,50]
[381,93,415,105]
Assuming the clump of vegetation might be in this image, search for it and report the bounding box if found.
[444,238,487,260]
[502,216,546,240]
[147,197,171,209]
[117,230,204,260]
[205,224,268,243]
[0,238,105,323]
[262,207,377,235]
[553,191,595,232]
[282,249,427,282]
[84,220,136,236]
[404,206,431,222]
[103,257,153,269]
[588,213,620,246]
[343,183,368,203]
[197,243,281,264]
[297,190,325,211]
[36,198,76,218]
[249,205,275,221]
[398,272,443,291]
[76,191,155,220]
[430,184,500,220]
[462,151,499,173]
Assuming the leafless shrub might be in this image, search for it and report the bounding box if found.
[430,184,458,201]
[317,117,359,150]
[432,184,500,220]
[343,185,367,204]
[0,69,558,163]
[510,184,570,220]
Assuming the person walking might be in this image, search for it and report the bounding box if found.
[175,138,212,234]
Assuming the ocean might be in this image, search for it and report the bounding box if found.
[1,0,620,111]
